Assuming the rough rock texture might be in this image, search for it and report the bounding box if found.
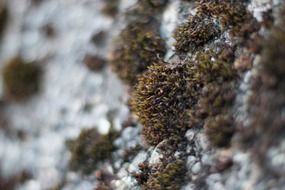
[0,0,284,190]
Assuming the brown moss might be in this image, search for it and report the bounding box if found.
[68,129,118,174]
[131,51,236,145]
[0,170,32,190]
[174,16,220,52]
[110,22,166,85]
[240,7,285,152]
[134,160,186,190]
[84,54,106,72]
[102,0,119,17]
[91,31,107,46]
[204,115,234,147]
[130,62,193,145]
[174,0,258,53]
[0,1,8,39]
[127,0,169,21]
[3,56,42,101]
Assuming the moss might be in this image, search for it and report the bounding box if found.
[2,56,42,101]
[240,7,285,153]
[91,31,106,46]
[174,0,258,53]
[130,62,192,145]
[0,2,8,39]
[174,16,220,52]
[262,27,285,79]
[68,129,118,174]
[110,22,166,85]
[0,170,31,190]
[131,51,235,145]
[134,160,186,190]
[197,0,258,37]
[127,0,169,21]
[84,54,106,72]
[102,0,119,17]
[204,115,234,147]
[41,23,56,38]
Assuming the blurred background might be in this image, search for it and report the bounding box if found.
[0,0,131,189]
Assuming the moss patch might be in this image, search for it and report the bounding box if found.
[110,22,166,85]
[102,0,119,17]
[68,129,118,174]
[131,51,236,145]
[134,160,186,190]
[3,56,42,101]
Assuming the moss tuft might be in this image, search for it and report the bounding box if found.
[102,0,119,17]
[0,2,8,39]
[84,54,106,72]
[174,16,220,53]
[174,0,258,53]
[110,22,166,85]
[130,62,192,145]
[68,129,118,174]
[197,0,258,37]
[204,115,234,147]
[131,51,236,145]
[134,160,186,190]
[3,56,42,101]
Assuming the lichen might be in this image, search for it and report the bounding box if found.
[2,56,42,101]
[110,22,166,85]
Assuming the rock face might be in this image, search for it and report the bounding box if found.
[0,0,284,190]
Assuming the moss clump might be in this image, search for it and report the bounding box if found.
[204,115,234,147]
[84,54,106,72]
[174,16,220,52]
[174,0,258,53]
[127,0,169,21]
[102,0,119,17]
[110,22,166,85]
[0,2,8,39]
[131,51,235,145]
[190,52,237,147]
[3,56,42,101]
[130,62,192,145]
[0,170,31,190]
[68,129,118,174]
[240,8,285,153]
[134,160,186,190]
[197,0,258,37]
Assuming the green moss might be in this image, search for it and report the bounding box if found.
[130,51,236,145]
[102,0,119,17]
[3,56,42,101]
[134,160,186,190]
[68,129,118,174]
[110,22,166,85]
